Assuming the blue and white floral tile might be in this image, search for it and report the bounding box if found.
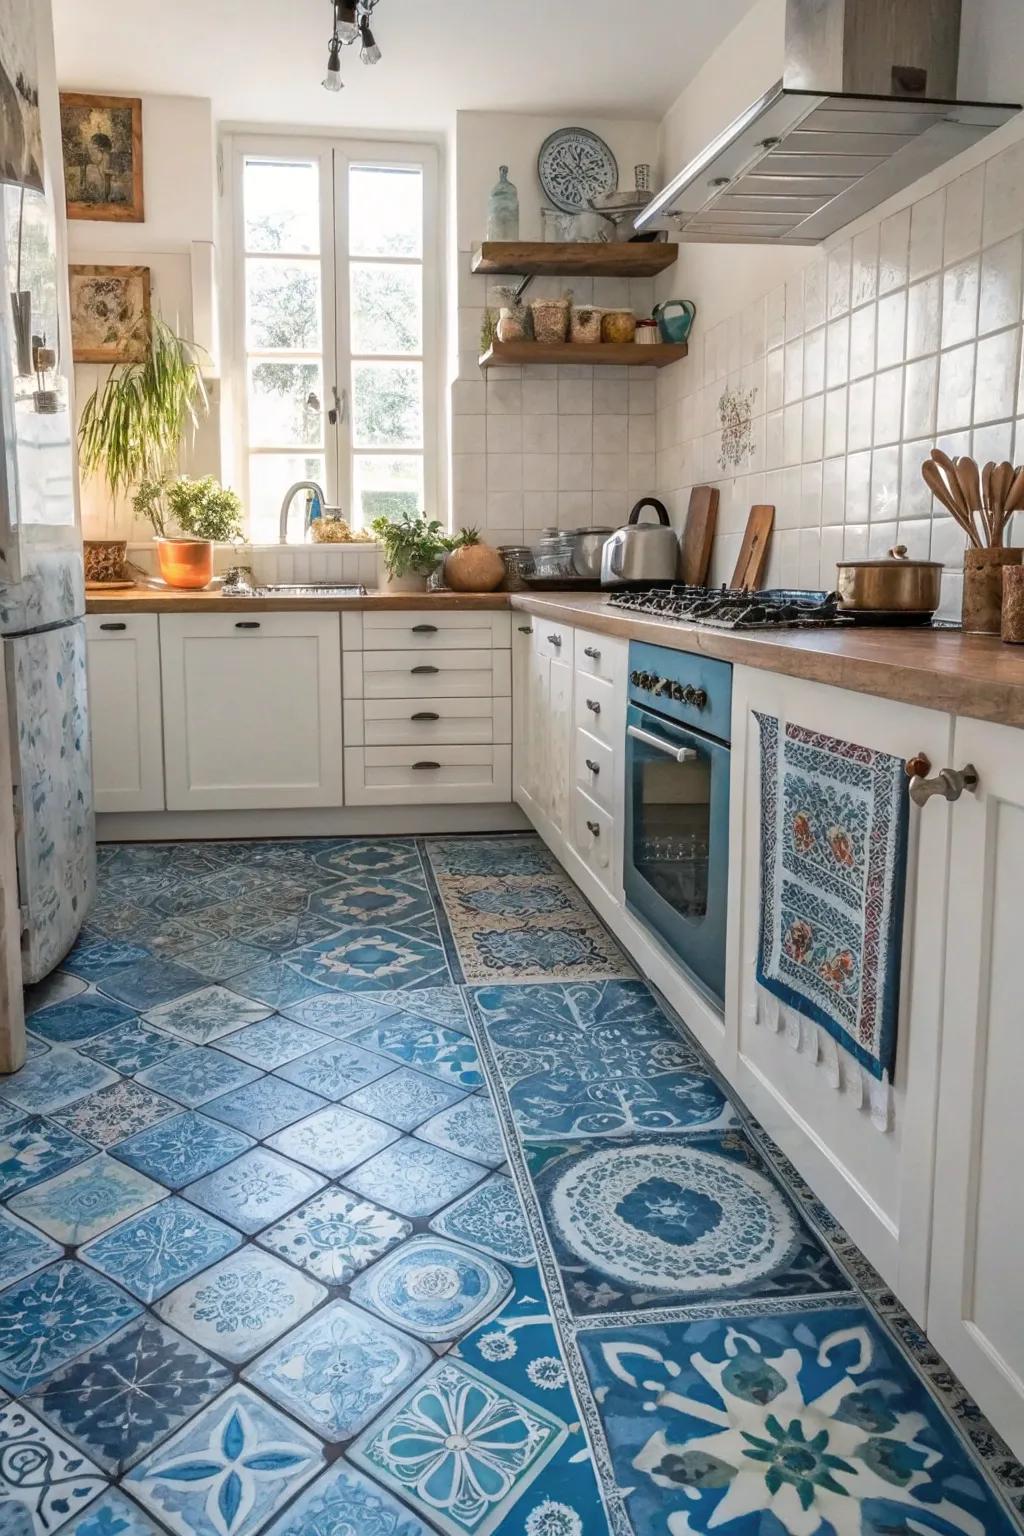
[271,992,370,1034]
[111,1113,254,1190]
[184,1148,325,1236]
[429,1174,535,1268]
[199,871,310,912]
[0,1400,108,1531]
[134,1047,263,1109]
[351,1235,513,1344]
[265,1105,399,1179]
[282,983,471,1037]
[86,898,157,942]
[202,1077,327,1140]
[239,910,340,955]
[343,1066,467,1131]
[308,872,436,932]
[27,991,136,1046]
[92,959,207,1013]
[427,837,556,880]
[312,838,423,878]
[172,939,266,982]
[263,1461,434,1536]
[343,1137,486,1219]
[61,938,152,984]
[79,1020,188,1077]
[219,959,331,1012]
[449,918,634,986]
[123,1384,322,1536]
[145,920,216,961]
[80,1198,241,1303]
[148,883,231,920]
[0,1049,120,1116]
[273,1040,390,1100]
[23,969,87,1016]
[97,872,178,908]
[416,1093,506,1167]
[0,1208,62,1288]
[578,1304,1022,1536]
[50,1079,179,1149]
[0,1261,142,1395]
[29,1316,231,1475]
[0,1115,94,1198]
[346,1020,483,1090]
[63,1488,164,1535]
[256,1186,411,1286]
[142,986,273,1046]
[154,1248,325,1365]
[349,1356,566,1536]
[242,1298,432,1441]
[8,1153,165,1245]
[286,925,451,995]
[214,1017,330,1070]
[101,846,177,878]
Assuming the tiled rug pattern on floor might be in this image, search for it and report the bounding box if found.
[0,834,1017,1536]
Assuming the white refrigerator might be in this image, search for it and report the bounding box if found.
[0,0,94,985]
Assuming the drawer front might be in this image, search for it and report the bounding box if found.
[345,696,511,747]
[575,627,627,686]
[574,787,613,877]
[358,649,510,699]
[574,728,614,812]
[574,671,617,747]
[361,610,510,651]
[344,745,511,805]
[536,620,573,660]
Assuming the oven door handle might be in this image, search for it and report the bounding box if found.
[628,723,698,763]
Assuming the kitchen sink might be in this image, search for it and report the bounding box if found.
[248,583,368,598]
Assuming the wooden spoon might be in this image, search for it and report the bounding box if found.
[930,449,972,519]
[954,456,986,542]
[991,461,1015,545]
[921,460,982,546]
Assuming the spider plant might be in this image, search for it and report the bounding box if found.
[77,316,209,501]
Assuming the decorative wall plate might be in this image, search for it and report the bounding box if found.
[538,127,618,213]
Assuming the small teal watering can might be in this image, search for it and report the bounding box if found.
[652,298,696,345]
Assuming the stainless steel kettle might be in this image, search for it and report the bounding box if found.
[600,498,679,588]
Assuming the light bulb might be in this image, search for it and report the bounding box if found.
[322,38,344,90]
[360,20,381,63]
[335,2,360,42]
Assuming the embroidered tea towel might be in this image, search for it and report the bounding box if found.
[754,713,909,1098]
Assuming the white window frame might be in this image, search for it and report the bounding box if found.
[228,133,440,542]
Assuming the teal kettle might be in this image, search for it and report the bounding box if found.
[653,298,696,345]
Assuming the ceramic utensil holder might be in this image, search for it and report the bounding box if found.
[1001,563,1024,643]
[962,546,1023,634]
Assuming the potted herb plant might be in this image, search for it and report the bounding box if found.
[443,527,505,592]
[370,508,446,593]
[133,475,243,588]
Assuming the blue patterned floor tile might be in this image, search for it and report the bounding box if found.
[263,1461,434,1536]
[0,1400,108,1530]
[344,1137,486,1219]
[0,1115,94,1198]
[286,924,450,994]
[111,1113,254,1189]
[265,1105,399,1178]
[148,882,227,919]
[172,938,267,982]
[154,1248,326,1364]
[123,1383,322,1536]
[243,1297,432,1440]
[234,909,339,955]
[282,983,471,1036]
[63,1489,164,1535]
[308,871,435,930]
[61,938,153,984]
[311,837,422,877]
[184,1147,325,1235]
[0,1049,120,1115]
[95,959,207,1011]
[203,1076,327,1139]
[257,1186,411,1285]
[29,1315,231,1475]
[352,1234,512,1343]
[343,1066,466,1131]
[222,959,330,1011]
[23,969,88,1016]
[79,1020,187,1076]
[416,1094,506,1167]
[273,992,378,1035]
[51,1078,179,1149]
[0,1207,62,1288]
[215,1016,330,1069]
[27,992,137,1045]
[346,1020,483,1089]
[9,1153,165,1245]
[134,1047,262,1108]
[349,1356,566,1536]
[427,836,556,879]
[0,1261,142,1394]
[429,1174,535,1267]
[80,1197,241,1302]
[273,1039,390,1099]
[142,986,273,1045]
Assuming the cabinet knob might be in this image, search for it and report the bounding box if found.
[583,646,600,659]
[411,711,439,722]
[411,624,438,633]
[235,621,260,630]
[99,622,127,631]
[412,761,440,770]
[411,664,439,674]
[904,753,931,780]
[585,758,600,775]
[518,624,533,634]
[908,762,979,807]
[585,698,601,714]
[586,819,601,836]
[547,633,562,646]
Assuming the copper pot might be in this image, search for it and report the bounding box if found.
[835,544,942,614]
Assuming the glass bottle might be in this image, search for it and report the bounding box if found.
[487,165,519,241]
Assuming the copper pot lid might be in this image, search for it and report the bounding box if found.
[836,543,942,570]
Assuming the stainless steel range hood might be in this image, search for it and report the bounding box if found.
[635,0,1020,245]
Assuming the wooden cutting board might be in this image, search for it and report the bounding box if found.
[679,485,719,586]
[731,504,775,590]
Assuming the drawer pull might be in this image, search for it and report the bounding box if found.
[412,760,440,770]
[585,758,600,775]
[411,664,439,674]
[586,819,601,837]
[518,624,532,634]
[585,698,601,715]
[99,622,127,631]
[411,711,440,722]
[235,621,260,630]
[411,623,438,633]
[547,633,562,646]
[583,646,600,659]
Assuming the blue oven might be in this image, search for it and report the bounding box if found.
[623,642,732,1007]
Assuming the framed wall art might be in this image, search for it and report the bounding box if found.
[69,264,151,363]
[60,92,143,221]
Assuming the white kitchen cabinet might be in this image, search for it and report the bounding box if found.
[512,616,535,807]
[548,652,573,836]
[926,718,1024,1458]
[85,614,165,813]
[159,612,343,811]
[344,745,511,805]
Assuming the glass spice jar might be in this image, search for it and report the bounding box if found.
[530,298,570,343]
[570,306,602,343]
[601,309,637,343]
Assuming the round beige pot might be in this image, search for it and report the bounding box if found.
[381,570,428,594]
[445,544,505,592]
[156,537,214,590]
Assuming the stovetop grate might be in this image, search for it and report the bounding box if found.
[608,585,850,630]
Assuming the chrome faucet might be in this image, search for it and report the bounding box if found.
[278,481,343,543]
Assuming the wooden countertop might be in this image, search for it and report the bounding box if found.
[85,588,509,614]
[509,592,1024,730]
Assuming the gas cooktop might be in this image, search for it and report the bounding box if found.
[608,585,849,630]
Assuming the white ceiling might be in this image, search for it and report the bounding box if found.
[52,0,754,130]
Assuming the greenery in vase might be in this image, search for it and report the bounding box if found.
[132,475,243,542]
[369,507,446,577]
[442,525,481,552]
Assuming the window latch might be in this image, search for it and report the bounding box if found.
[328,384,346,427]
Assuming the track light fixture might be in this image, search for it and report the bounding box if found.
[322,0,383,90]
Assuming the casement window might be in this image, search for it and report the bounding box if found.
[229,136,438,543]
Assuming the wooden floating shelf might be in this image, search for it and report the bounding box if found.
[471,241,678,278]
[479,340,687,369]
